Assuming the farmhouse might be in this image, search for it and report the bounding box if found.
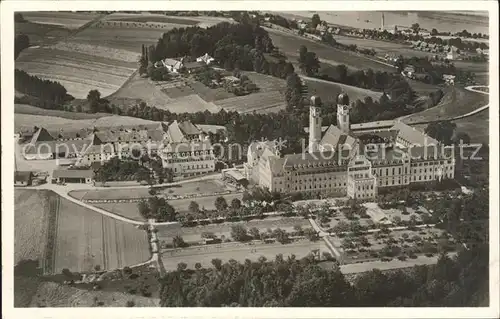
[162,58,184,73]
[245,94,455,200]
[196,53,215,65]
[52,168,94,184]
[183,61,206,74]
[14,171,34,186]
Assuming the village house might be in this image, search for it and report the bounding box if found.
[443,74,456,85]
[447,47,460,60]
[52,169,94,184]
[14,171,34,187]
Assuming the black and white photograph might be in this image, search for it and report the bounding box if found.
[1,1,498,316]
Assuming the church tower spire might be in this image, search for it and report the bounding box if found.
[308,96,322,153]
[337,92,350,133]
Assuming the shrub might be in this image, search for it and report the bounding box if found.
[126,300,135,307]
[397,255,407,261]
[129,273,139,279]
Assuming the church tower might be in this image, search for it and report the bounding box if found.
[337,92,350,133]
[308,96,322,153]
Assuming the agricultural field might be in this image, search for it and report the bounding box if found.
[14,190,150,275]
[15,113,96,133]
[16,47,137,98]
[403,86,489,124]
[15,104,109,119]
[22,11,101,29]
[53,196,150,273]
[15,113,157,133]
[334,35,437,59]
[266,28,395,73]
[15,21,71,46]
[14,190,52,266]
[215,91,286,113]
[92,202,146,221]
[161,239,328,270]
[157,216,312,243]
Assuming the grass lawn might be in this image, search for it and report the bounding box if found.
[161,239,328,270]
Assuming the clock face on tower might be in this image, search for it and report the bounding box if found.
[312,107,321,117]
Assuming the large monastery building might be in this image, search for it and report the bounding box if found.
[245,93,455,199]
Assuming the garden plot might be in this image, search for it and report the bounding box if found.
[157,216,311,243]
[363,202,427,224]
[215,91,286,113]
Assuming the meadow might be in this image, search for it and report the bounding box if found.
[403,86,489,124]
[14,276,160,307]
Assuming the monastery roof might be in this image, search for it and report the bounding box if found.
[392,121,438,145]
[162,139,213,153]
[166,120,188,143]
[24,139,93,155]
[178,120,201,135]
[319,125,357,150]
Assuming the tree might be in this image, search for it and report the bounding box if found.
[15,34,30,59]
[273,228,289,244]
[284,72,303,109]
[425,121,457,145]
[431,28,439,36]
[214,196,228,211]
[15,13,26,22]
[304,228,319,241]
[230,198,242,210]
[87,89,101,112]
[231,224,249,241]
[189,201,200,214]
[249,227,260,239]
[311,14,321,28]
[173,235,187,248]
[137,199,151,219]
[411,23,420,34]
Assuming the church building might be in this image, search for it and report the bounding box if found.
[244,93,455,199]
